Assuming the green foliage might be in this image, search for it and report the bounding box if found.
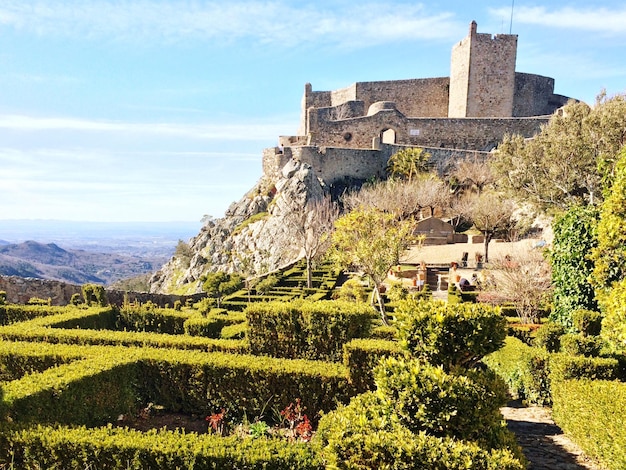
[559,333,603,357]
[0,291,6,305]
[492,100,601,210]
[533,322,565,352]
[549,205,599,329]
[331,207,417,323]
[81,283,107,307]
[174,239,192,267]
[27,297,50,306]
[201,271,244,307]
[591,146,626,292]
[246,299,374,361]
[386,282,409,302]
[552,378,626,470]
[117,305,190,334]
[233,211,269,235]
[0,308,247,353]
[549,354,620,382]
[315,381,523,470]
[1,425,321,469]
[342,338,404,393]
[572,308,603,336]
[193,296,217,315]
[255,274,279,295]
[598,277,626,353]
[336,277,369,303]
[183,311,245,339]
[394,299,506,370]
[386,147,431,182]
[483,337,552,405]
[374,357,512,449]
[70,292,82,306]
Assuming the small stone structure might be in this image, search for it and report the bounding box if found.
[263,21,574,184]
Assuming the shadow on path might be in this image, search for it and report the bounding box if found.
[502,400,603,470]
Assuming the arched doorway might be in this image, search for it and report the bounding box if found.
[381,128,396,144]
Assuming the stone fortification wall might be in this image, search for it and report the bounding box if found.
[0,275,202,307]
[300,78,450,135]
[353,78,450,118]
[262,143,491,186]
[306,106,548,151]
[288,146,392,185]
[514,73,571,116]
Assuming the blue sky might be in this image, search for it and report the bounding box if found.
[1,1,625,223]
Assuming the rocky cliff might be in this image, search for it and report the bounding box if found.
[149,160,328,294]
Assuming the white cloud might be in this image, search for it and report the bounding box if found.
[0,114,289,141]
[0,1,462,48]
[490,5,626,35]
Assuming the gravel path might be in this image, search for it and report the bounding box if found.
[501,401,605,470]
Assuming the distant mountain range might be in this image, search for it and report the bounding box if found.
[0,240,169,285]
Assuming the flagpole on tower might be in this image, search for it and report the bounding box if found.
[510,0,515,34]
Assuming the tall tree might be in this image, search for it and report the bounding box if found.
[469,192,515,263]
[201,271,243,308]
[452,154,494,195]
[285,194,340,288]
[331,208,417,324]
[590,146,626,294]
[387,147,430,183]
[549,205,599,329]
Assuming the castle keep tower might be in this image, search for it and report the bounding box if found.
[448,21,518,118]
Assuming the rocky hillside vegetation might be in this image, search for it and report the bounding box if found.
[149,160,328,295]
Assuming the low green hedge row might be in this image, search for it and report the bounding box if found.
[342,339,404,393]
[246,300,374,361]
[0,341,89,382]
[116,306,193,334]
[0,310,248,353]
[183,311,245,339]
[136,348,351,423]
[551,378,626,470]
[0,355,139,426]
[0,425,321,470]
[484,337,622,405]
[0,305,92,326]
[0,342,353,428]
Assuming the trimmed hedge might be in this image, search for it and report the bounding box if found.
[0,311,248,354]
[552,379,626,470]
[0,425,321,469]
[315,389,523,470]
[0,356,139,426]
[184,311,245,339]
[116,306,192,334]
[342,338,404,393]
[395,299,506,370]
[136,348,352,423]
[246,300,374,361]
[484,337,622,405]
[0,305,90,325]
[0,341,86,381]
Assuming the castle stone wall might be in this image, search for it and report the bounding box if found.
[513,73,571,116]
[0,275,201,307]
[306,106,548,151]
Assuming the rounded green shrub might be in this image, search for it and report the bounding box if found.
[373,357,512,449]
[315,391,523,470]
[394,299,506,370]
[560,333,603,357]
[572,309,603,337]
[533,322,565,352]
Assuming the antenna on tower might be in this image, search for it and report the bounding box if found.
[509,0,515,34]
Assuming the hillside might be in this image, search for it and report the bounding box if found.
[0,240,168,285]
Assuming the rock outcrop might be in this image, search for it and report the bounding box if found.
[149,161,328,294]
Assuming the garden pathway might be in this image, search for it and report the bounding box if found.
[501,400,605,470]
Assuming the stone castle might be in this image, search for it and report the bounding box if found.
[262,21,574,185]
